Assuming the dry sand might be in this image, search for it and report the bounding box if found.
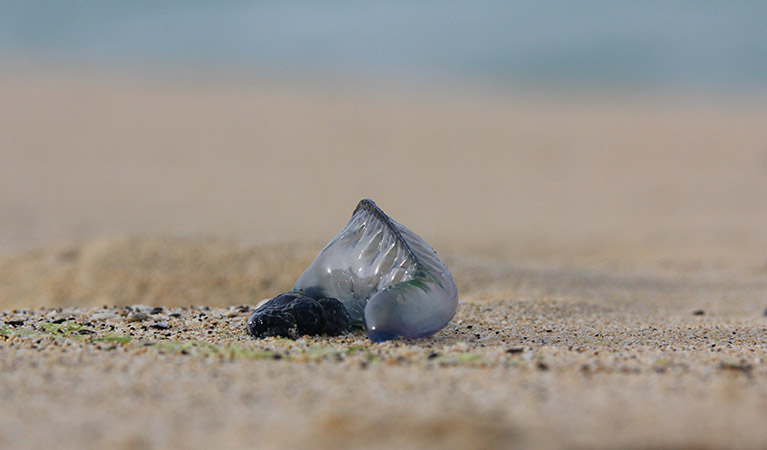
[1,70,767,449]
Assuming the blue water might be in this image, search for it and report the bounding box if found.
[1,1,765,90]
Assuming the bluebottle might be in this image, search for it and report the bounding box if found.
[247,199,458,342]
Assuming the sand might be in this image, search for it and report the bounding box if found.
[1,70,767,449]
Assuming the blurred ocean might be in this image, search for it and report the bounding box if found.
[1,1,766,90]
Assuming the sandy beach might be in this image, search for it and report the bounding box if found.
[2,71,767,449]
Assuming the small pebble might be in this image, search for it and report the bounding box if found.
[127,305,154,314]
[149,321,169,329]
[506,348,523,354]
[91,312,117,321]
[692,310,705,316]
[126,312,149,322]
[150,307,164,315]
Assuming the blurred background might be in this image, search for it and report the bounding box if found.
[1,1,766,272]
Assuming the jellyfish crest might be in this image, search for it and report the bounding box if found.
[293,199,458,341]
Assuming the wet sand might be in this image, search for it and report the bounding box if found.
[1,71,767,449]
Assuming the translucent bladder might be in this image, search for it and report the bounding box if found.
[247,199,458,342]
